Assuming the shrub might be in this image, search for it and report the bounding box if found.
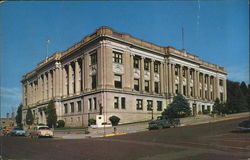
[202,109,210,115]
[88,118,96,126]
[38,123,45,126]
[109,116,120,126]
[57,120,65,128]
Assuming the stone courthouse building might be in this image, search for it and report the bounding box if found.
[21,27,227,127]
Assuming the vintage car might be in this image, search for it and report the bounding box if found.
[2,126,15,136]
[238,120,250,131]
[29,126,54,138]
[148,116,180,130]
[10,127,26,136]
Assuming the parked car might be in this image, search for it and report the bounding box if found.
[29,126,54,138]
[238,120,250,131]
[10,127,26,136]
[2,126,14,136]
[148,116,180,130]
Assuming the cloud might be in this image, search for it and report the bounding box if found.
[226,65,249,84]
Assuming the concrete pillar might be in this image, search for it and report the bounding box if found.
[172,64,176,96]
[207,75,211,101]
[150,60,155,93]
[179,65,183,95]
[202,74,205,100]
[75,60,81,94]
[68,63,74,95]
[165,61,169,94]
[160,62,164,94]
[48,71,52,99]
[130,54,134,91]
[197,71,200,99]
[81,57,85,91]
[84,53,91,91]
[215,77,220,100]
[62,66,67,96]
[187,67,190,97]
[168,63,172,95]
[123,52,131,91]
[44,73,48,100]
[223,79,227,102]
[140,57,145,92]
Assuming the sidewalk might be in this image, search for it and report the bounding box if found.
[54,112,249,139]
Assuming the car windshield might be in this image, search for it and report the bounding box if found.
[38,127,50,130]
[14,128,22,130]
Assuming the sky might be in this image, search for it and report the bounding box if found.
[0,1,249,118]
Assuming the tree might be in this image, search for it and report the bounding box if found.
[15,104,23,128]
[162,94,191,118]
[46,100,57,128]
[240,81,248,96]
[226,80,248,113]
[26,107,34,126]
[213,98,225,115]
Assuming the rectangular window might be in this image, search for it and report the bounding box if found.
[205,90,208,99]
[175,67,178,76]
[154,63,159,73]
[136,99,143,110]
[77,101,82,112]
[190,71,193,79]
[88,99,92,111]
[145,80,149,92]
[92,75,97,89]
[113,51,123,64]
[134,58,139,69]
[121,97,126,109]
[154,82,159,93]
[94,98,97,110]
[190,87,193,97]
[157,101,162,111]
[147,100,153,111]
[219,79,223,86]
[144,60,149,71]
[70,102,74,113]
[90,52,97,65]
[114,74,122,88]
[183,69,186,77]
[114,97,119,109]
[134,79,139,91]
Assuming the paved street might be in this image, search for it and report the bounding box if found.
[0,117,249,160]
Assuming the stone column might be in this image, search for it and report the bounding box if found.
[81,57,85,91]
[223,79,227,102]
[140,57,145,92]
[123,52,131,91]
[172,64,176,96]
[165,61,169,95]
[68,63,73,95]
[160,62,164,94]
[168,63,172,95]
[130,54,134,91]
[75,60,81,94]
[187,67,190,97]
[212,77,216,101]
[197,71,200,99]
[84,53,91,91]
[215,77,220,100]
[150,60,155,93]
[62,66,67,96]
[202,74,205,100]
[48,71,52,99]
[207,75,211,101]
[53,69,56,97]
[44,73,48,100]
[179,65,183,95]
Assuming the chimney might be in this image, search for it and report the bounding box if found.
[6,113,9,119]
[11,112,15,121]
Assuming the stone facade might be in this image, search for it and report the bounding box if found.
[21,27,227,127]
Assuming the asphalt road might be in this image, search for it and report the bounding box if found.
[0,118,249,160]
